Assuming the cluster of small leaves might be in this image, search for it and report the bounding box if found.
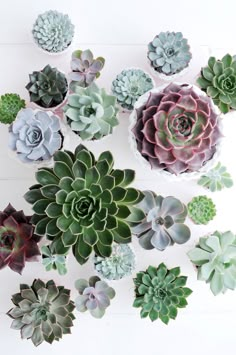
[0,93,25,124]
[188,195,216,225]
[41,245,67,275]
[198,162,233,192]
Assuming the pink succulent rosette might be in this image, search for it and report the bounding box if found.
[131,83,223,176]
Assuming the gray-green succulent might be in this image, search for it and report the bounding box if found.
[42,245,67,275]
[198,162,233,192]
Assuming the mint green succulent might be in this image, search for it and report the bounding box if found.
[198,162,233,192]
[94,244,136,280]
[188,196,216,225]
[0,93,25,124]
[42,245,67,275]
[63,83,119,140]
[188,231,236,295]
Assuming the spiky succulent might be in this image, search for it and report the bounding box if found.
[69,49,105,90]
[63,83,119,140]
[148,31,192,76]
[24,144,145,265]
[94,244,136,280]
[133,263,192,324]
[198,162,233,192]
[188,195,216,225]
[32,10,74,53]
[197,54,236,113]
[75,276,115,318]
[188,231,236,295]
[42,245,67,275]
[0,93,25,124]
[111,68,154,110]
[26,64,68,108]
[131,191,190,251]
[131,83,223,175]
[7,279,75,346]
[0,204,41,274]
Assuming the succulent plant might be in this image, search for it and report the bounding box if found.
[7,279,75,346]
[148,31,192,76]
[131,83,223,175]
[94,244,136,280]
[131,191,190,251]
[63,83,119,140]
[75,276,115,318]
[69,49,105,90]
[9,108,63,163]
[32,10,74,53]
[0,204,41,274]
[26,64,68,108]
[197,54,236,113]
[198,162,233,192]
[133,263,192,323]
[187,195,216,225]
[188,231,236,295]
[111,68,154,110]
[0,93,25,124]
[42,245,67,275]
[24,144,145,265]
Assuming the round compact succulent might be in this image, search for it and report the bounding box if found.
[187,195,216,225]
[0,93,25,124]
[0,204,41,274]
[198,162,233,192]
[63,83,119,140]
[131,191,190,251]
[197,54,236,113]
[131,83,223,175]
[26,64,68,109]
[32,10,74,53]
[9,108,63,163]
[188,231,236,295]
[24,144,145,265]
[133,263,192,324]
[111,68,154,110]
[94,244,136,280]
[75,276,115,318]
[42,245,67,275]
[7,279,75,346]
[147,31,192,76]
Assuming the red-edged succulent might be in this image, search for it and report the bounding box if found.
[0,204,41,274]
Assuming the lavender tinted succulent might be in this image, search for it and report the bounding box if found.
[131,191,190,251]
[187,195,216,225]
[111,68,154,110]
[75,276,115,318]
[198,162,233,192]
[9,108,63,163]
[131,83,223,175]
[42,245,67,275]
[0,93,25,124]
[148,31,192,76]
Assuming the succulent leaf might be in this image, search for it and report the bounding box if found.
[187,195,216,225]
[0,94,25,124]
[198,162,233,192]
[42,245,67,275]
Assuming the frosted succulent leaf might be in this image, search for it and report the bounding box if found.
[0,94,25,124]
[198,162,233,192]
[187,195,216,225]
[42,245,67,275]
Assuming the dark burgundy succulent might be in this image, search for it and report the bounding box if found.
[0,204,41,274]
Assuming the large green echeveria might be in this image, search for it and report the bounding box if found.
[24,144,145,265]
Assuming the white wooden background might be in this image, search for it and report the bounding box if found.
[0,1,236,354]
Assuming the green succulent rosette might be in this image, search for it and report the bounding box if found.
[187,195,216,225]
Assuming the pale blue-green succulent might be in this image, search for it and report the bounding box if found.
[42,245,67,275]
[198,162,233,192]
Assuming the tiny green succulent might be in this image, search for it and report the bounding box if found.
[198,162,233,192]
[133,263,192,324]
[187,195,216,225]
[0,93,25,124]
[188,231,236,295]
[197,54,236,113]
[42,245,67,275]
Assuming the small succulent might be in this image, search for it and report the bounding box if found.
[0,93,25,124]
[26,64,68,108]
[131,191,190,251]
[9,108,63,163]
[197,54,236,113]
[69,49,105,90]
[7,279,75,346]
[188,231,236,295]
[63,83,119,140]
[75,276,115,318]
[198,162,233,192]
[32,10,74,53]
[42,245,67,275]
[24,144,145,265]
[148,31,192,76]
[187,195,216,225]
[111,68,154,110]
[0,204,41,274]
[131,83,223,175]
[133,263,192,324]
[94,244,136,280]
